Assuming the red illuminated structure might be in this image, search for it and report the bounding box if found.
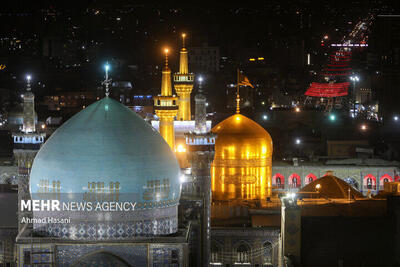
[304,50,353,111]
[305,82,350,97]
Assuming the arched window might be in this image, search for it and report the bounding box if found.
[305,173,317,185]
[363,174,376,190]
[211,242,221,264]
[263,242,273,264]
[272,173,285,188]
[289,173,300,188]
[236,243,251,264]
[367,177,372,189]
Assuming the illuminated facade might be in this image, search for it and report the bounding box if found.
[211,114,273,202]
[173,34,194,121]
[154,49,179,149]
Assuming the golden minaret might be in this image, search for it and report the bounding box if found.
[174,33,195,121]
[154,48,179,150]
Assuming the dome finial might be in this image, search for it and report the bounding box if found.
[236,68,240,114]
[103,63,112,97]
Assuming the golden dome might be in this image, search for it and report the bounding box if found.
[211,114,273,202]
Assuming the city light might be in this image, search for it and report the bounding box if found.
[329,114,336,121]
[360,124,367,131]
[104,64,110,71]
[41,124,46,129]
[295,107,301,112]
[350,75,360,82]
[394,116,399,121]
[198,76,203,82]
[263,115,268,120]
[295,138,301,145]
[180,174,186,183]
[26,75,31,81]
[176,144,187,153]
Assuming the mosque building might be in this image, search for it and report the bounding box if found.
[15,76,189,266]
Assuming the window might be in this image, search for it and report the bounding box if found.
[23,250,31,264]
[367,178,372,189]
[157,100,160,105]
[276,177,281,186]
[171,249,179,264]
[236,243,250,264]
[211,242,221,264]
[263,242,273,264]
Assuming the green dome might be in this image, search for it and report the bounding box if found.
[30,97,181,206]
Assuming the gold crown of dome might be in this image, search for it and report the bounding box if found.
[212,114,272,154]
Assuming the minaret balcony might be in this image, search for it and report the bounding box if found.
[173,73,195,83]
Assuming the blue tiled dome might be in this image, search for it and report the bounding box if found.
[29,97,181,239]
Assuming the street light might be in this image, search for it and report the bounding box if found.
[329,114,336,121]
[263,114,268,120]
[295,138,301,145]
[360,124,367,131]
[295,107,301,112]
[394,116,399,122]
[350,75,360,118]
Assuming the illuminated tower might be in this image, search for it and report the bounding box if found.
[154,49,179,150]
[13,75,45,232]
[185,77,216,267]
[174,33,195,121]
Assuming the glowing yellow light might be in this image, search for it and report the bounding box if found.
[258,57,264,60]
[295,107,301,112]
[182,33,186,38]
[41,124,46,129]
[235,116,241,122]
[361,124,367,131]
[164,48,169,54]
[316,184,321,191]
[249,58,255,61]
[175,144,186,153]
[262,146,267,155]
